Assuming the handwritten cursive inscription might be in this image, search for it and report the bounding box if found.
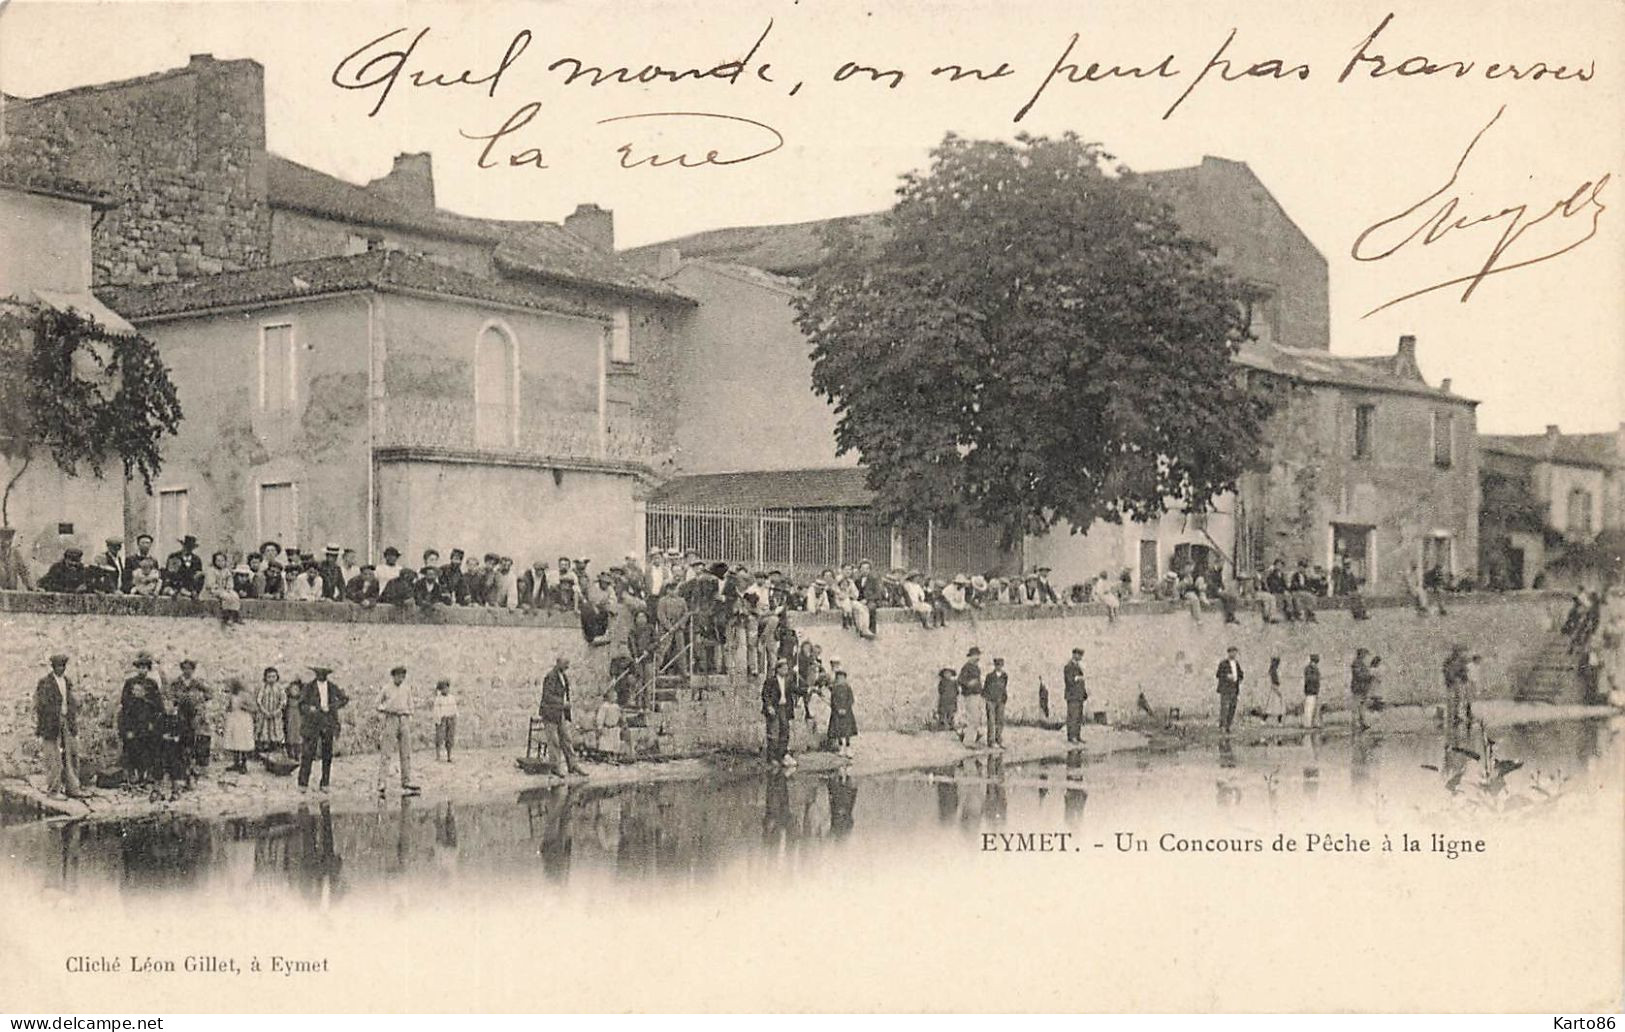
[460,105,784,171]
[1352,105,1610,317]
[598,112,784,169]
[331,26,531,117]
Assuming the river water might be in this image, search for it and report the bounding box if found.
[2,717,1618,911]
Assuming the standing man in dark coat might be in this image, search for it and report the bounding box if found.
[1216,646,1244,733]
[35,653,83,798]
[119,651,163,784]
[297,665,349,793]
[982,657,1009,749]
[539,656,586,777]
[761,658,794,767]
[1063,648,1089,743]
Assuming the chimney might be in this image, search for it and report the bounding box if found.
[189,53,216,67]
[1440,378,1452,393]
[1393,334,1421,379]
[657,247,683,278]
[366,152,435,211]
[564,203,614,251]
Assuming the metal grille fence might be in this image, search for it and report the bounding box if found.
[646,503,1017,581]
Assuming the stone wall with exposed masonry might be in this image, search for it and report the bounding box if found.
[0,590,1570,778]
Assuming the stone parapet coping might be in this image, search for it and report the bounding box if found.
[0,588,1567,629]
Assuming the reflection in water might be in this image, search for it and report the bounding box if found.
[1064,787,1088,823]
[0,718,1616,911]
[1350,733,1377,801]
[936,780,959,824]
[828,775,857,838]
[297,804,343,910]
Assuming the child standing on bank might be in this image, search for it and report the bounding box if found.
[432,679,458,763]
[222,679,256,773]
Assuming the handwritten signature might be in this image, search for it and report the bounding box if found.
[1352,105,1610,317]
[462,104,783,170]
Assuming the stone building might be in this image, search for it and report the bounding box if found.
[633,156,1330,352]
[7,55,688,564]
[1478,424,1625,588]
[99,248,687,566]
[0,149,132,577]
[628,158,1339,590]
[1233,335,1480,594]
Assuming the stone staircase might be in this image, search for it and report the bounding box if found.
[631,670,759,754]
[1512,631,1586,703]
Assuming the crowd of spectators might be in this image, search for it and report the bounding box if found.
[0,523,1488,686]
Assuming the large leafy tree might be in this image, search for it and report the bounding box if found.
[794,132,1274,546]
[0,300,182,527]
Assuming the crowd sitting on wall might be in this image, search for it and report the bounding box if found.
[7,530,1471,639]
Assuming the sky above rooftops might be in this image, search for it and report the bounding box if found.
[2,0,1620,434]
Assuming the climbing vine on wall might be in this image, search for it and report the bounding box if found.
[0,298,182,526]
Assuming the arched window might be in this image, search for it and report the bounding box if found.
[475,323,517,448]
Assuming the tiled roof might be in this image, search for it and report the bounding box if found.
[651,467,873,509]
[623,213,887,277]
[493,224,682,301]
[1234,342,1470,403]
[96,250,663,320]
[268,155,499,243]
[268,155,684,302]
[623,158,1282,275]
[1480,432,1622,469]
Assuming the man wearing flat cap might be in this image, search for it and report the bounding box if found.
[39,548,91,594]
[94,537,126,595]
[376,664,420,796]
[297,665,349,792]
[35,654,84,798]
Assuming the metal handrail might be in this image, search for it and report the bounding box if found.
[604,608,700,711]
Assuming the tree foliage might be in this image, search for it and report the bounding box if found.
[793,132,1276,546]
[0,299,182,525]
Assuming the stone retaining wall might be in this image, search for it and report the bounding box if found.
[0,590,1569,777]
